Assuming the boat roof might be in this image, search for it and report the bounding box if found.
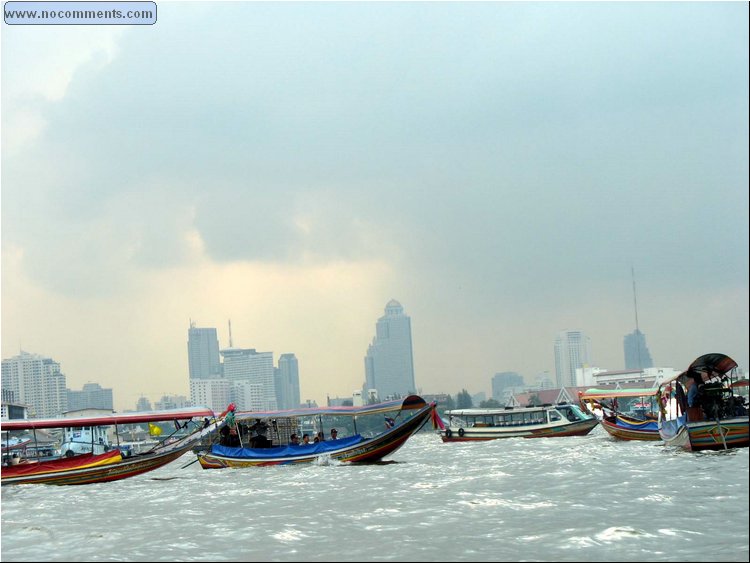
[579,388,659,400]
[658,353,738,388]
[233,394,428,421]
[0,406,216,431]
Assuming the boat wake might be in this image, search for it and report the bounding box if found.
[313,454,344,466]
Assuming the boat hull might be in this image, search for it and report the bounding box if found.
[439,418,599,442]
[600,417,661,441]
[659,416,749,451]
[1,447,191,485]
[198,404,434,469]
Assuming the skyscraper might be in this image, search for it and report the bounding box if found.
[1,351,68,418]
[623,329,654,370]
[364,299,416,401]
[275,353,300,410]
[554,330,591,388]
[187,323,221,379]
[221,347,277,411]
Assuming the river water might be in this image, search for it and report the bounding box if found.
[1,427,748,562]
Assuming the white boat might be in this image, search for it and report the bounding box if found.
[436,403,598,442]
[60,425,111,457]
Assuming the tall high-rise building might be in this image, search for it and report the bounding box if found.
[221,347,277,411]
[623,329,654,370]
[275,353,300,410]
[67,383,114,411]
[364,299,416,400]
[554,330,591,388]
[1,351,68,418]
[187,323,221,380]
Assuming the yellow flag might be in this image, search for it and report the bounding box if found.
[148,423,162,436]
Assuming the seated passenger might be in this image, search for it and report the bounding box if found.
[330,428,339,440]
[289,433,300,445]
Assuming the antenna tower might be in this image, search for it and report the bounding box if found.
[631,266,643,370]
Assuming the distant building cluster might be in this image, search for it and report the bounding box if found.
[2,299,691,420]
[2,351,68,418]
[1,351,114,419]
[186,321,299,413]
[67,383,113,412]
[492,372,525,404]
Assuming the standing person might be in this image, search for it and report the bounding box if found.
[687,373,702,407]
[330,428,339,440]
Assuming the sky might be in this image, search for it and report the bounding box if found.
[1,1,748,413]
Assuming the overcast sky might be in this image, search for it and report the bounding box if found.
[2,1,748,412]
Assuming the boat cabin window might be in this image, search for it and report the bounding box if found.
[556,405,586,421]
[490,410,546,426]
[469,416,495,427]
[548,410,562,422]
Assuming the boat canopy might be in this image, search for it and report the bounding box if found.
[232,394,428,421]
[579,388,659,400]
[0,406,217,431]
[658,353,739,388]
[688,353,738,375]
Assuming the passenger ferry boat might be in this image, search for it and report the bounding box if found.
[437,403,599,442]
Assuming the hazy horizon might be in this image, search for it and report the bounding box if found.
[2,1,748,412]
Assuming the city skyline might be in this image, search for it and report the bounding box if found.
[2,3,748,412]
[4,313,741,415]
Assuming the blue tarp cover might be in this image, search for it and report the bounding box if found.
[211,434,365,459]
[614,417,659,431]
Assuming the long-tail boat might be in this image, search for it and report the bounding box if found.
[579,387,661,441]
[196,395,435,469]
[1,406,229,485]
[656,353,749,451]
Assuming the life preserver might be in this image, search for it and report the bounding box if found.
[445,428,453,438]
[458,428,465,437]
